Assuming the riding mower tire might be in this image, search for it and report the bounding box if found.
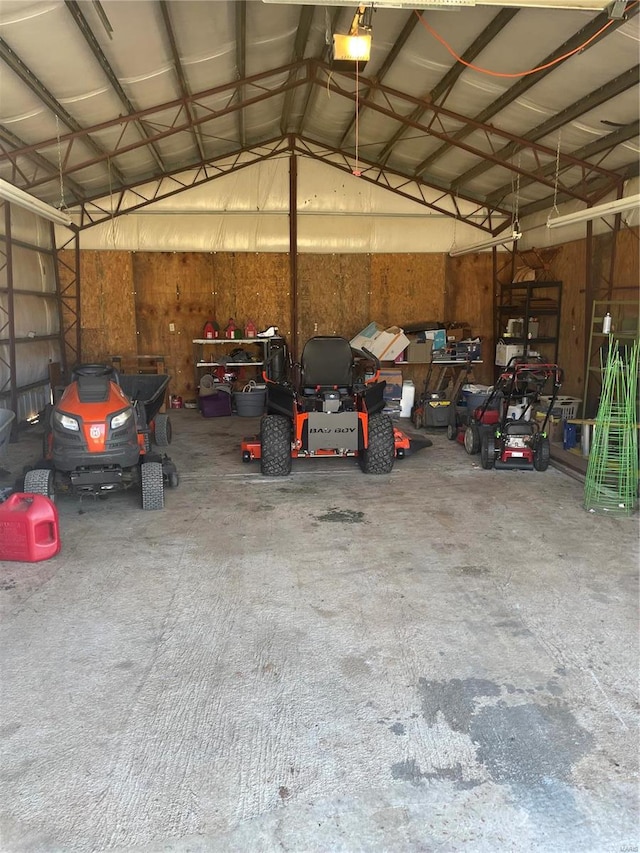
[480,435,495,469]
[24,468,56,501]
[261,414,292,476]
[153,413,172,447]
[359,413,395,475]
[141,461,165,510]
[533,435,551,471]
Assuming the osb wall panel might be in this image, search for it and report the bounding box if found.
[546,240,586,398]
[211,253,290,341]
[132,252,213,395]
[64,250,137,364]
[296,254,371,347]
[445,254,494,385]
[370,254,445,327]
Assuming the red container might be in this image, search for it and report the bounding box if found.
[0,493,61,562]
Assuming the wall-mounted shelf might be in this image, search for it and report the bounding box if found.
[192,338,269,389]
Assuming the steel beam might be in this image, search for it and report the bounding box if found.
[280,7,315,136]
[414,5,638,178]
[377,8,519,166]
[339,10,420,149]
[159,0,206,163]
[487,120,640,208]
[65,1,166,173]
[236,1,247,147]
[0,35,127,189]
[454,64,639,190]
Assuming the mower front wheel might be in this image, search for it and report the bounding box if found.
[141,461,164,510]
[261,414,292,476]
[533,435,551,471]
[24,468,56,501]
[360,413,395,475]
[480,435,495,469]
[464,424,481,455]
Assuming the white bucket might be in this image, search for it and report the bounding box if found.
[507,401,531,421]
[400,381,415,418]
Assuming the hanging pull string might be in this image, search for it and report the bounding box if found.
[450,190,459,254]
[353,60,361,176]
[513,154,521,235]
[55,115,67,212]
[547,131,562,227]
[108,156,116,249]
[414,4,637,79]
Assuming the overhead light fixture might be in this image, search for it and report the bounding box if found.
[333,33,372,62]
[449,228,522,257]
[546,194,640,229]
[0,178,73,227]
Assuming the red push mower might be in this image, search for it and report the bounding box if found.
[464,358,563,471]
[241,336,411,475]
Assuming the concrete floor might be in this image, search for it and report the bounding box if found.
[0,410,638,853]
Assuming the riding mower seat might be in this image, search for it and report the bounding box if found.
[241,334,412,475]
[300,336,355,412]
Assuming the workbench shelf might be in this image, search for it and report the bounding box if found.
[192,338,269,388]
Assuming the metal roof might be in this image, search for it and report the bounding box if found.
[0,1,638,235]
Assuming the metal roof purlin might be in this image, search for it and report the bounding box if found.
[413,4,639,178]
[377,8,520,167]
[65,0,166,174]
[453,64,640,190]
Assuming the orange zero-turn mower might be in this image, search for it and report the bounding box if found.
[24,364,179,509]
[241,336,411,476]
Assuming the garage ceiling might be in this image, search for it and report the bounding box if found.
[0,0,638,234]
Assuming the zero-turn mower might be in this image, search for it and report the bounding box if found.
[241,336,410,475]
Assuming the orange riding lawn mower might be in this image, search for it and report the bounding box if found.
[241,336,420,475]
[23,364,178,509]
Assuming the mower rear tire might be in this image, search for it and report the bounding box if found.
[464,424,481,455]
[360,413,395,474]
[24,468,55,501]
[533,435,550,471]
[141,461,164,510]
[153,413,172,447]
[261,415,292,476]
[480,435,495,469]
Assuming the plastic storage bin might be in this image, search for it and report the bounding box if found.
[233,386,266,417]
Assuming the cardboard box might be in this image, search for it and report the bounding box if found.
[351,323,410,362]
[379,369,403,401]
[535,411,563,443]
[406,340,433,363]
[424,329,446,352]
[446,326,472,342]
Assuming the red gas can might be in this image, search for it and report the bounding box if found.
[0,493,61,562]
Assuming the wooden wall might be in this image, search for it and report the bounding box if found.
[60,226,638,401]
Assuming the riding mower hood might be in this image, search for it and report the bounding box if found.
[241,336,410,475]
[24,364,178,509]
[465,358,563,471]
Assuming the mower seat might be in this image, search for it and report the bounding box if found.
[300,336,353,393]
